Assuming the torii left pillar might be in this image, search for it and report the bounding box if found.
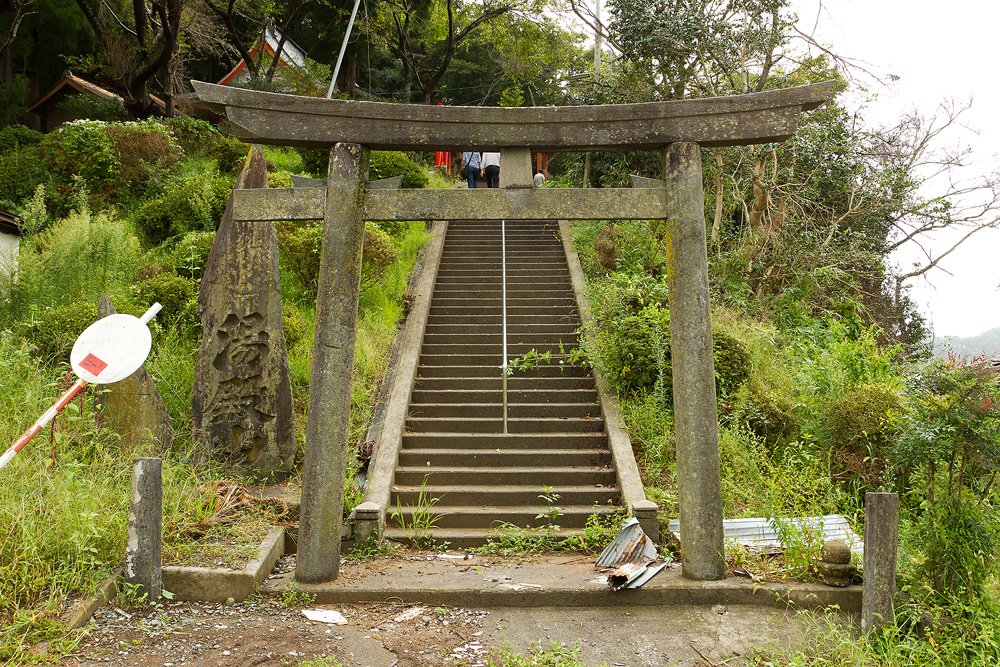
[297,142,369,582]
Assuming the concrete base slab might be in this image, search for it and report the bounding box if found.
[161,526,285,604]
[66,571,121,630]
[262,553,860,611]
[483,605,857,667]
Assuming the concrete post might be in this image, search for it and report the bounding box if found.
[125,457,162,601]
[297,142,369,583]
[500,147,533,188]
[663,142,725,580]
[863,492,899,631]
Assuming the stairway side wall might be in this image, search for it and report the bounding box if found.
[353,220,448,542]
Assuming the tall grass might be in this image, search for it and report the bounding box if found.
[0,331,207,662]
[0,210,143,328]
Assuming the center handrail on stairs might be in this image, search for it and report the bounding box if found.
[502,218,508,434]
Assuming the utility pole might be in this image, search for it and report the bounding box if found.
[583,0,601,188]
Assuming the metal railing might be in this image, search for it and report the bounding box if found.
[501,218,508,434]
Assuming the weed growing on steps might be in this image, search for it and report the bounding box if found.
[506,342,589,377]
[536,485,562,529]
[390,475,445,548]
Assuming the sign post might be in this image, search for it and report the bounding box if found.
[0,302,162,470]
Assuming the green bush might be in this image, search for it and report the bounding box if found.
[157,117,219,154]
[0,146,47,205]
[370,151,428,189]
[282,302,307,349]
[37,119,180,208]
[361,221,398,290]
[0,125,43,155]
[18,300,99,362]
[267,170,293,188]
[210,135,250,174]
[170,231,217,281]
[104,122,180,193]
[593,302,750,401]
[596,304,670,391]
[132,172,233,245]
[133,271,195,319]
[713,330,752,398]
[732,382,799,449]
[897,358,1000,599]
[39,120,118,197]
[54,95,129,122]
[296,147,328,175]
[827,382,902,478]
[5,211,143,326]
[276,221,398,296]
[276,221,323,294]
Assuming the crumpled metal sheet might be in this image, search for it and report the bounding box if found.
[596,518,658,568]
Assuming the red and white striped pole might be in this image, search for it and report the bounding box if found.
[1,302,162,471]
[0,379,88,469]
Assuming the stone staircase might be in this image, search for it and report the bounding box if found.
[384,220,621,547]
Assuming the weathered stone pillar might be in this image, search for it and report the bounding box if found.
[863,492,899,631]
[96,294,173,452]
[500,147,533,188]
[125,457,162,602]
[192,146,296,478]
[297,142,369,583]
[663,141,726,580]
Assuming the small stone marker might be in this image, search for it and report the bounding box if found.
[863,492,899,631]
[814,539,856,587]
[192,145,295,477]
[125,457,162,602]
[95,295,173,451]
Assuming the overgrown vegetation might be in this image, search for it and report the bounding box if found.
[0,119,431,663]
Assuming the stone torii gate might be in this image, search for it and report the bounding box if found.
[193,80,834,584]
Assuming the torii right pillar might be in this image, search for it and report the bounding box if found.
[664,142,726,580]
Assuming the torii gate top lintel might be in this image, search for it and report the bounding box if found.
[192,80,835,152]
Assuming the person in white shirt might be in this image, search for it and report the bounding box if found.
[482,151,501,188]
[533,170,546,188]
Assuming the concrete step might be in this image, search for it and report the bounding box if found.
[434,288,576,298]
[389,484,619,507]
[381,527,587,549]
[416,364,590,378]
[421,333,579,346]
[401,432,607,449]
[405,417,605,433]
[408,403,599,419]
[420,342,579,356]
[410,389,598,404]
[393,466,616,486]
[413,376,595,390]
[424,323,578,335]
[397,448,611,467]
[428,306,577,317]
[387,505,619,530]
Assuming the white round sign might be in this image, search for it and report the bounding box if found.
[70,313,153,384]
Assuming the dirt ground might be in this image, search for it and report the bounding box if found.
[50,553,851,667]
[57,598,491,667]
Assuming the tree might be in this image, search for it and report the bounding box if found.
[557,0,791,100]
[198,0,322,86]
[72,0,183,117]
[382,0,544,104]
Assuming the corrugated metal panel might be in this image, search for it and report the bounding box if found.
[667,515,862,551]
